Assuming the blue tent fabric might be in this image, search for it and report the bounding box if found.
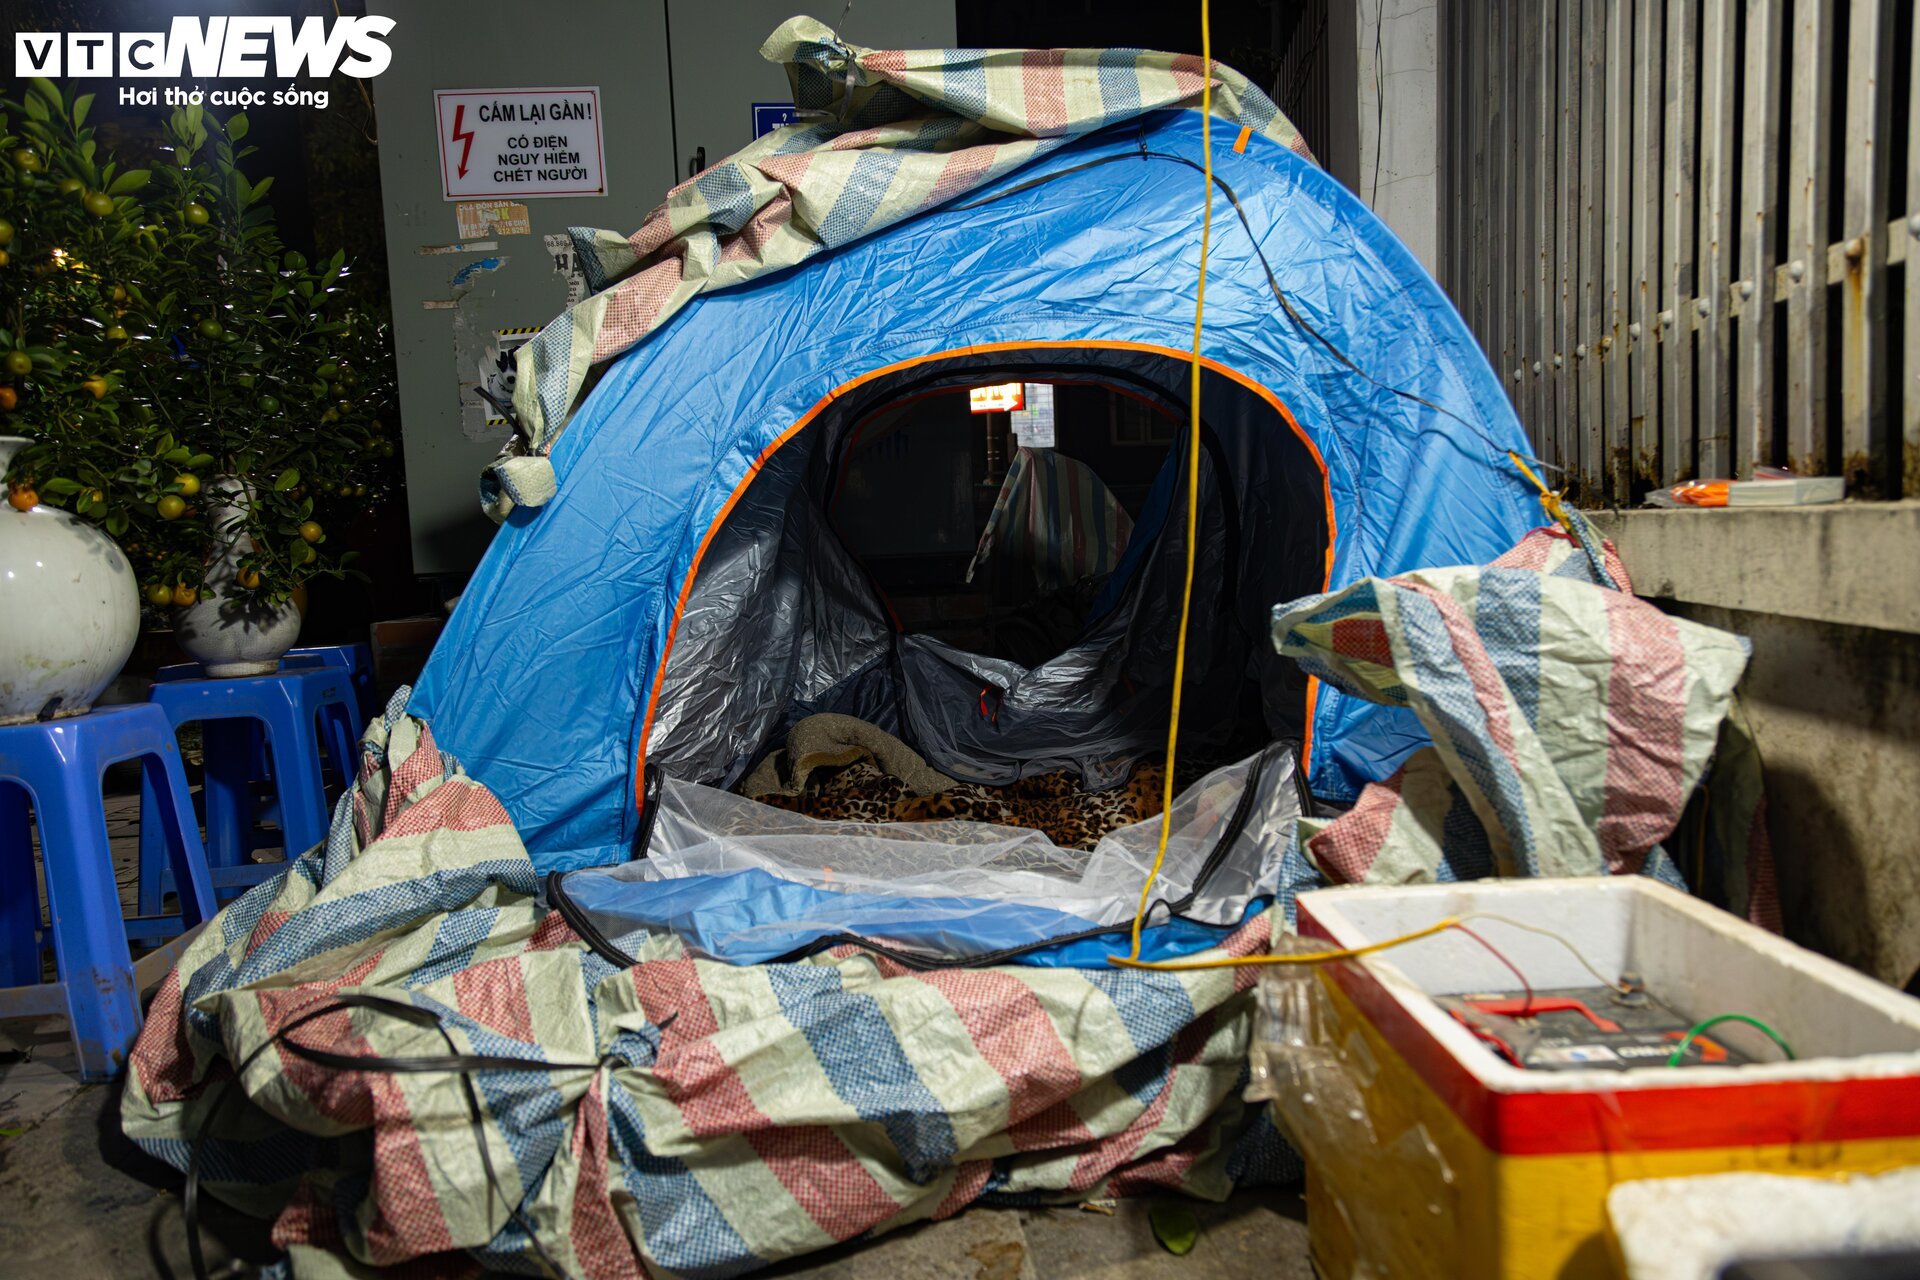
[411,109,1539,873]
[559,866,1271,968]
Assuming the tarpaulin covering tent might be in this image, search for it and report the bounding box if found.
[411,19,1543,889]
[117,529,1765,1278]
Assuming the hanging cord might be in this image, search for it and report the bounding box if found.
[1114,895,1627,987]
[1451,921,1534,1014]
[1112,913,1588,974]
[1115,0,1214,966]
[1130,915,1462,971]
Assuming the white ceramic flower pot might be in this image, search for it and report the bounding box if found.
[174,584,303,677]
[173,474,302,677]
[0,435,141,723]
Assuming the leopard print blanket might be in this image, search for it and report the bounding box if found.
[746,757,1191,851]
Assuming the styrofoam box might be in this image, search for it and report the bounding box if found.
[1284,877,1920,1280]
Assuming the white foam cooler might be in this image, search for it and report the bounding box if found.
[1252,878,1920,1279]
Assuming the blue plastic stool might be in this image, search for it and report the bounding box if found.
[0,704,218,1080]
[156,645,371,791]
[157,642,376,726]
[287,644,376,724]
[138,669,358,912]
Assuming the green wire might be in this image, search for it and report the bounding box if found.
[1666,1013,1796,1067]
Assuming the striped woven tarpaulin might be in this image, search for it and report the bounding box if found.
[120,693,1294,1278]
[1271,528,1778,927]
[967,447,1135,591]
[485,17,1312,517]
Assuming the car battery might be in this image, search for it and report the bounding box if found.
[1436,984,1758,1071]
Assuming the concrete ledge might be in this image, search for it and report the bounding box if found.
[1588,501,1920,635]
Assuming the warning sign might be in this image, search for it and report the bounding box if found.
[435,87,606,201]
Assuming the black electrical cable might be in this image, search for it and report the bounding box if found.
[630,765,663,858]
[180,992,613,1280]
[1369,0,1386,208]
[545,868,646,971]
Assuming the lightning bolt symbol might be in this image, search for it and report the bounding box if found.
[452,104,475,179]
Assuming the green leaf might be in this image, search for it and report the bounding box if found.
[41,477,83,495]
[163,446,191,463]
[227,113,249,142]
[247,175,273,205]
[1149,1205,1199,1257]
[272,467,299,491]
[22,93,48,122]
[106,511,127,536]
[185,453,215,468]
[73,93,93,128]
[107,168,150,195]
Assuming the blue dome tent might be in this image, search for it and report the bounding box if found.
[406,30,1539,961]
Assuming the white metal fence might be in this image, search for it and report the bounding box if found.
[1438,0,1917,502]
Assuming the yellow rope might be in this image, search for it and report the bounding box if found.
[1508,449,1577,538]
[1110,916,1461,971]
[1105,17,1544,977]
[1116,1,1213,965]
